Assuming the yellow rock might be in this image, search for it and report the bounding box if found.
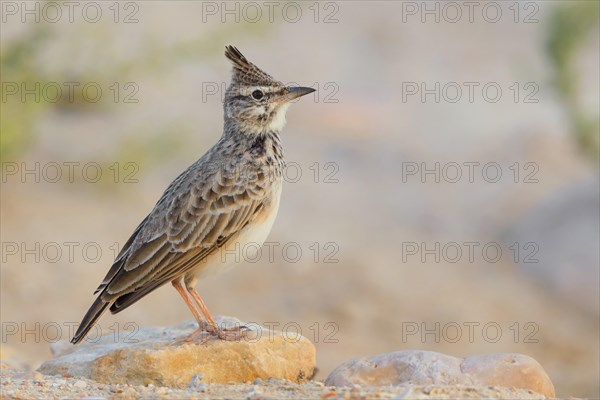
[39,317,316,388]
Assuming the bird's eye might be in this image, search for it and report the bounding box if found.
[251,90,264,100]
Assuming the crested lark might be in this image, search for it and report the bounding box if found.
[71,46,315,344]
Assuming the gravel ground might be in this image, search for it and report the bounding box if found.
[1,364,549,400]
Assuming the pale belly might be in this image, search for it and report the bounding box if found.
[188,183,282,280]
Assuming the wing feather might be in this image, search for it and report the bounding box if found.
[107,237,172,294]
[123,235,168,271]
[99,168,268,302]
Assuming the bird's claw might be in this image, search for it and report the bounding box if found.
[206,324,251,342]
[171,324,250,345]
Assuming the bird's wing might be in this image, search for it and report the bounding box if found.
[98,161,270,304]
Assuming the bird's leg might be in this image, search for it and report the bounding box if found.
[187,286,249,341]
[171,280,212,343]
[186,285,217,327]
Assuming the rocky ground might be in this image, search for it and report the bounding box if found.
[1,365,548,400]
[1,320,557,399]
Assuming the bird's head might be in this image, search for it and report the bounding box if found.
[223,45,315,135]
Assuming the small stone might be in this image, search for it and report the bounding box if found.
[188,374,206,393]
[30,372,44,381]
[114,386,138,400]
[73,380,87,388]
[156,387,168,395]
[320,390,336,398]
[188,373,205,390]
[244,388,262,399]
[52,378,66,387]
[265,377,289,384]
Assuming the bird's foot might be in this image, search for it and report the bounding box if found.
[170,321,214,345]
[203,323,251,343]
[170,328,207,345]
[171,323,250,345]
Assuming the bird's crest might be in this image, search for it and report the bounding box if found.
[225,45,279,86]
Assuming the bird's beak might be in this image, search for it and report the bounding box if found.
[279,86,316,103]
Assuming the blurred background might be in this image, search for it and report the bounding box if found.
[1,1,598,397]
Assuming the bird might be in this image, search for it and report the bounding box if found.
[71,45,315,344]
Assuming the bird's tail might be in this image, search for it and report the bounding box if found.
[70,297,110,344]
